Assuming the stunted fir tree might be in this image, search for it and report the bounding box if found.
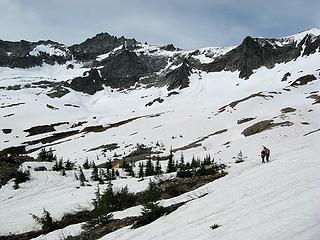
[138,162,144,179]
[30,208,54,231]
[98,169,105,184]
[82,158,90,169]
[37,148,57,162]
[145,159,155,176]
[83,183,113,231]
[79,167,86,186]
[61,168,66,176]
[155,158,163,175]
[166,147,175,173]
[65,159,74,170]
[91,161,99,181]
[179,152,185,170]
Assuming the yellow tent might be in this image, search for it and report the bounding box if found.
[113,163,121,168]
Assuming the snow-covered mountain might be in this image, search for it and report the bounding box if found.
[0,28,320,239]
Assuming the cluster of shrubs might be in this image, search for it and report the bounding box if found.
[37,148,57,162]
[83,181,137,230]
[13,169,30,189]
[168,151,226,178]
[77,159,118,187]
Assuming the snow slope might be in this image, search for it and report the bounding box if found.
[101,132,320,240]
[0,30,320,239]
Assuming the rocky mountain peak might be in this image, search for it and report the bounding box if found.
[69,32,139,61]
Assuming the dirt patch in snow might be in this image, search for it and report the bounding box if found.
[303,128,320,136]
[242,120,294,137]
[0,102,25,109]
[87,143,119,152]
[280,107,296,113]
[307,93,320,104]
[237,117,256,124]
[290,74,317,86]
[218,92,273,113]
[23,122,69,136]
[173,129,228,152]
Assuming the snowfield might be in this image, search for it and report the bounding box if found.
[0,29,320,239]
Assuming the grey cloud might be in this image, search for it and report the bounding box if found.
[0,0,319,49]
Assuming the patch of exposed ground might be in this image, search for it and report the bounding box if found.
[64,104,80,108]
[242,120,294,137]
[237,117,256,124]
[2,129,12,134]
[87,143,119,152]
[218,92,273,113]
[173,129,228,152]
[280,107,296,113]
[22,130,80,145]
[0,102,25,109]
[290,74,317,86]
[303,128,320,136]
[145,97,164,107]
[307,93,320,104]
[24,122,69,136]
[3,113,14,118]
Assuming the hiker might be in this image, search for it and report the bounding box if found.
[261,146,270,163]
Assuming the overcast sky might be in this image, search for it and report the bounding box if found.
[0,0,319,49]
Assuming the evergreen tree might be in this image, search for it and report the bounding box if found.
[145,159,155,176]
[179,152,185,170]
[142,180,161,203]
[128,164,135,177]
[191,155,197,168]
[105,160,112,171]
[138,162,144,179]
[91,164,99,181]
[61,168,66,176]
[79,167,86,186]
[98,169,105,184]
[13,170,30,189]
[58,158,64,170]
[92,185,101,208]
[155,158,163,175]
[82,158,90,169]
[137,201,165,227]
[65,159,74,170]
[37,148,57,162]
[166,148,176,173]
[30,208,54,231]
[111,168,116,179]
[52,160,59,171]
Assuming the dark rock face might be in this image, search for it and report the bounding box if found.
[281,107,296,113]
[161,44,177,51]
[70,69,104,95]
[237,117,256,124]
[242,120,293,136]
[0,40,70,68]
[23,122,69,136]
[100,49,149,88]
[290,74,317,86]
[69,32,138,61]
[1,31,320,93]
[34,166,47,171]
[165,60,192,91]
[145,97,164,107]
[281,72,291,81]
[46,86,70,98]
[301,34,320,56]
[2,129,12,134]
[202,36,301,79]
